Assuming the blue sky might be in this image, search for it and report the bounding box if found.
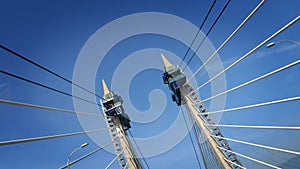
[0,0,300,168]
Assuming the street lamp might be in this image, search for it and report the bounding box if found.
[67,143,89,169]
[266,39,300,48]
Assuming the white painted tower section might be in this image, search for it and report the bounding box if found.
[101,80,144,169]
[161,55,233,169]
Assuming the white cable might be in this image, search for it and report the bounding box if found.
[202,96,300,115]
[218,146,281,169]
[189,15,300,95]
[223,158,246,169]
[0,99,100,117]
[59,142,113,169]
[206,124,300,130]
[0,128,107,146]
[201,60,300,102]
[187,0,266,82]
[270,39,300,47]
[123,161,129,169]
[105,151,124,169]
[213,135,300,156]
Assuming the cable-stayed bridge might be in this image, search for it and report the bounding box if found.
[0,0,299,168]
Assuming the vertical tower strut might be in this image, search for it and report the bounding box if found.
[161,54,243,169]
[100,80,144,169]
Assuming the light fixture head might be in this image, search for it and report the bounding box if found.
[266,42,276,48]
[81,143,89,148]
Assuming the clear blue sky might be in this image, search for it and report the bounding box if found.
[0,0,299,168]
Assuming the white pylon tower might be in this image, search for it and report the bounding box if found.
[161,54,243,169]
[100,80,144,169]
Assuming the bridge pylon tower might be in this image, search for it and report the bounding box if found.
[161,54,244,169]
[100,80,144,169]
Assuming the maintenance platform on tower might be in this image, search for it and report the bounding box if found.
[161,54,187,106]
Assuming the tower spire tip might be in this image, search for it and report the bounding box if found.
[102,79,110,98]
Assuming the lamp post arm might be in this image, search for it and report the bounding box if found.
[278,39,300,46]
[67,147,81,169]
[267,39,300,48]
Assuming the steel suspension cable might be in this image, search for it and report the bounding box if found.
[179,0,217,67]
[105,156,119,169]
[109,129,143,169]
[123,161,129,169]
[108,129,138,169]
[187,95,244,168]
[201,137,215,168]
[128,130,150,169]
[201,60,300,102]
[218,146,281,169]
[192,126,208,169]
[213,135,300,156]
[0,69,101,107]
[196,130,213,169]
[203,96,300,115]
[183,0,231,71]
[180,106,202,169]
[59,142,113,169]
[105,150,124,169]
[206,124,300,130]
[0,44,105,100]
[189,15,300,95]
[0,128,107,146]
[223,158,246,169]
[0,99,100,117]
[219,119,300,169]
[193,114,220,169]
[186,107,208,169]
[206,139,222,169]
[185,96,237,168]
[193,117,220,169]
[200,117,226,169]
[187,0,266,82]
